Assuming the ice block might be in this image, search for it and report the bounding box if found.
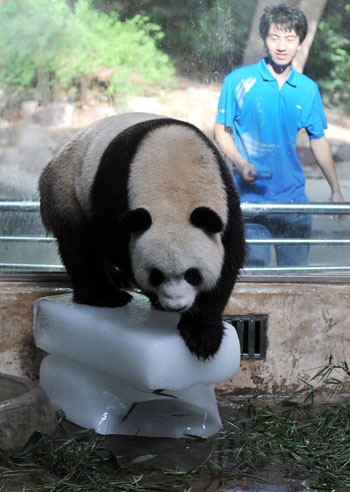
[39,354,223,437]
[33,292,241,437]
[34,292,240,391]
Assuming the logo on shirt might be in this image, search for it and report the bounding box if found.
[240,133,277,158]
[236,77,257,109]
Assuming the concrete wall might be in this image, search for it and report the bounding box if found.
[219,281,350,394]
[0,280,349,394]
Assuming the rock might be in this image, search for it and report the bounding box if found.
[21,100,39,117]
[330,142,350,162]
[29,103,75,128]
[0,123,17,146]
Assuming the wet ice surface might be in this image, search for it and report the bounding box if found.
[34,292,241,390]
[33,292,241,438]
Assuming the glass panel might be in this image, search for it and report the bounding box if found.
[242,203,350,274]
[0,1,349,276]
[0,202,61,271]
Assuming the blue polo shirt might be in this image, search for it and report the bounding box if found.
[216,58,328,203]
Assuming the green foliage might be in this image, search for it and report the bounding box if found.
[157,0,257,78]
[306,2,350,113]
[0,0,174,103]
[102,0,257,80]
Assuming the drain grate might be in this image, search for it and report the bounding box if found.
[223,314,267,360]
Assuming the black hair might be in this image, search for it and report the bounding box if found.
[259,3,308,43]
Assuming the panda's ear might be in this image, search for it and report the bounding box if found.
[121,208,152,234]
[190,207,224,234]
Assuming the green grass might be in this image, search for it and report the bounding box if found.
[0,357,349,492]
[0,420,208,491]
[217,358,350,491]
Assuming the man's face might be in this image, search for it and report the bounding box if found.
[265,23,301,66]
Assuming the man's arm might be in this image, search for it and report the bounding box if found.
[214,123,256,182]
[310,135,345,220]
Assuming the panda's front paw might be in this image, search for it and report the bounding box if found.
[177,315,225,360]
[73,288,132,308]
[107,267,134,290]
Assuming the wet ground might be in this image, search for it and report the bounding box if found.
[1,418,303,491]
[2,373,350,491]
[3,382,349,492]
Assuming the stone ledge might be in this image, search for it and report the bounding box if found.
[0,280,349,395]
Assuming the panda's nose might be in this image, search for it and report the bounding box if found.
[158,279,195,313]
[168,305,187,313]
[162,299,188,312]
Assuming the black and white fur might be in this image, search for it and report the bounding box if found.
[39,113,245,360]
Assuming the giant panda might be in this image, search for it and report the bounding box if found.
[39,113,245,360]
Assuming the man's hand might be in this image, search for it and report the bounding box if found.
[310,136,346,222]
[214,123,257,182]
[239,163,257,183]
[331,189,346,222]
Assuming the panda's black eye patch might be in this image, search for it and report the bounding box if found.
[190,206,223,234]
[185,268,202,286]
[149,268,165,287]
[121,208,152,234]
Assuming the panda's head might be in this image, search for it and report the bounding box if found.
[122,206,225,312]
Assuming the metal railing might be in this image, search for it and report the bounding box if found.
[242,202,350,276]
[0,201,350,278]
[2,201,346,213]
[0,201,40,211]
[242,202,350,215]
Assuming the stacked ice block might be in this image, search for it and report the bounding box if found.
[33,292,240,438]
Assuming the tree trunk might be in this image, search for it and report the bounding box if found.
[293,0,328,72]
[242,0,327,72]
[36,67,52,106]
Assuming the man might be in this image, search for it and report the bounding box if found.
[214,2,345,267]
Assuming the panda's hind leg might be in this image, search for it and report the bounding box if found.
[56,226,132,308]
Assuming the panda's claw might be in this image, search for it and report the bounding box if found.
[177,315,224,361]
